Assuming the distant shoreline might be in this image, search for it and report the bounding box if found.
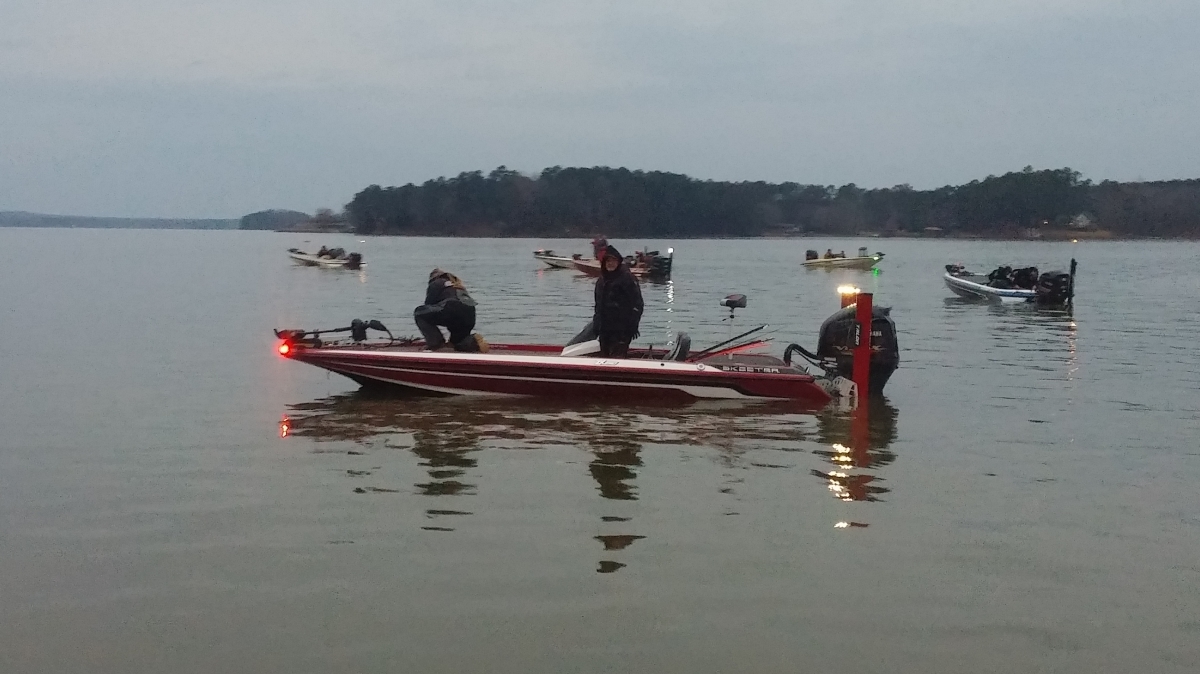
[312,230,1196,242]
[0,211,237,230]
[4,211,1198,241]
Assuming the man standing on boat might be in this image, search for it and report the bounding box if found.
[415,269,488,352]
[593,245,643,358]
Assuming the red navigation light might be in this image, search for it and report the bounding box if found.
[278,342,291,356]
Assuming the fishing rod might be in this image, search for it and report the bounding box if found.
[686,324,768,362]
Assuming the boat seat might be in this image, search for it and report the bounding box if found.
[666,332,691,361]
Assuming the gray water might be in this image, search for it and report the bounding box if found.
[1,229,1198,673]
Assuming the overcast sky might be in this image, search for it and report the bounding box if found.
[2,0,1198,218]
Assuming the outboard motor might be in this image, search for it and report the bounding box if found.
[815,305,900,394]
[1035,270,1073,305]
[648,248,673,279]
[346,252,363,270]
[806,249,819,261]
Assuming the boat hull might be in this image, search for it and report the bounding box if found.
[802,255,882,270]
[284,345,832,408]
[943,272,1034,302]
[533,253,577,269]
[288,251,363,269]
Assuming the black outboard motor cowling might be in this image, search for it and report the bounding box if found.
[1035,270,1072,305]
[815,305,900,394]
[346,252,363,270]
[649,252,672,279]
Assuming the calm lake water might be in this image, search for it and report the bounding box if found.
[1,229,1198,673]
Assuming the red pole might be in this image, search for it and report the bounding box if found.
[851,404,870,465]
[853,292,873,400]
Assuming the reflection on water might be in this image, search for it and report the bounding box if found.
[589,444,643,572]
[811,397,900,526]
[410,422,480,498]
[279,392,882,567]
[281,393,830,451]
[942,295,1077,324]
[589,445,641,501]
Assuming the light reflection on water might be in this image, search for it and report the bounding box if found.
[280,390,903,570]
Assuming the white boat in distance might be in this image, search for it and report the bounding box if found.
[803,246,884,270]
[943,269,1036,302]
[943,261,1076,305]
[288,247,364,269]
[532,249,578,269]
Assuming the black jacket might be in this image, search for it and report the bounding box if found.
[593,246,643,335]
[424,274,476,308]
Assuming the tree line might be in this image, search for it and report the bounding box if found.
[339,166,1200,238]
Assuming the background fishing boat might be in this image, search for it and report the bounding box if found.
[802,246,885,270]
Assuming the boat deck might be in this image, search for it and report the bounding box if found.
[292,339,787,367]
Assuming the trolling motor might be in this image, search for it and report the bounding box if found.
[274,319,393,352]
[720,293,747,331]
[680,294,770,362]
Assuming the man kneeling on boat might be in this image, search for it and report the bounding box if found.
[414,269,488,352]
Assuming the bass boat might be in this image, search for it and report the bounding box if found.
[288,247,364,269]
[944,260,1076,305]
[532,249,577,269]
[572,247,674,281]
[803,247,884,271]
[274,295,899,408]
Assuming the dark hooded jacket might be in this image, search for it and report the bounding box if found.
[424,270,477,308]
[593,245,644,335]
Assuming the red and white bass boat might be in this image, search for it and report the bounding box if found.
[276,340,831,407]
[274,297,857,409]
[274,295,898,409]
